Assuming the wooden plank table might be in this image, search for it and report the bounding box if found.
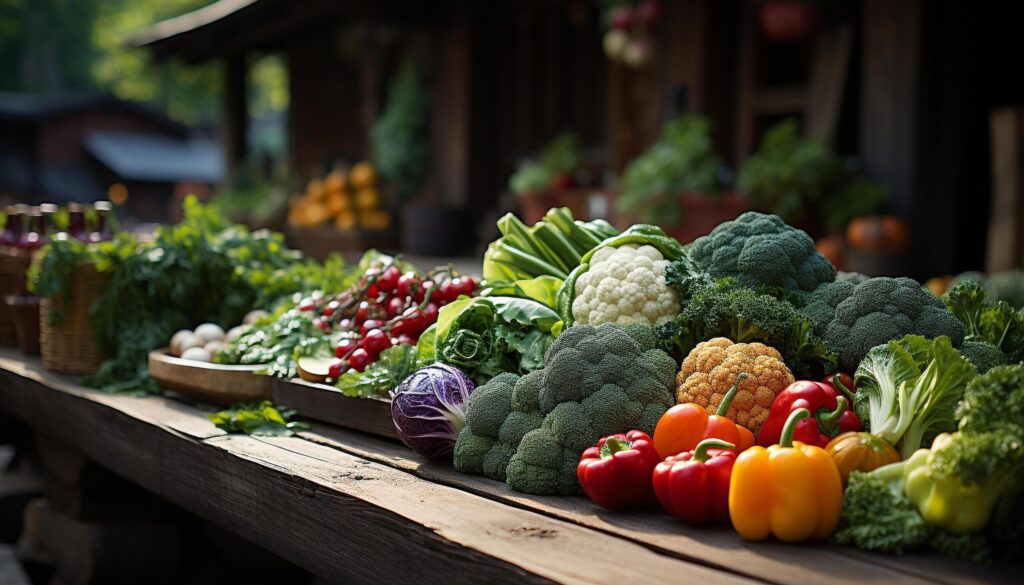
[0,350,1019,584]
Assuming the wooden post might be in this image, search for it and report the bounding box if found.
[434,0,471,207]
[988,109,1024,271]
[224,53,249,182]
[859,0,922,220]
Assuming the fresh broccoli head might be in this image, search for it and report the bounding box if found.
[655,275,835,378]
[505,323,676,495]
[942,280,1024,364]
[687,211,836,294]
[800,277,965,373]
[453,371,545,481]
[959,340,1010,374]
[455,323,676,495]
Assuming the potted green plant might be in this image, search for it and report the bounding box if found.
[615,115,747,243]
[370,61,452,255]
[737,118,888,267]
[509,133,583,224]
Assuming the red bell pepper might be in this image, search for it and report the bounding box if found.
[652,438,737,523]
[577,430,661,509]
[756,373,862,447]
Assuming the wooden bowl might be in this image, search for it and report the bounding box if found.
[148,348,272,406]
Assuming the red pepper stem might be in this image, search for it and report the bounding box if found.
[692,438,736,462]
[818,396,848,435]
[832,373,855,402]
[779,408,811,448]
[716,373,749,417]
[600,436,632,458]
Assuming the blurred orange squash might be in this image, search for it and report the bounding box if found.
[350,162,377,189]
[846,215,910,251]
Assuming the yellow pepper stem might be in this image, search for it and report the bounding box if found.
[716,372,750,417]
[779,408,811,447]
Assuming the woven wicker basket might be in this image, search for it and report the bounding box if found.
[40,262,107,374]
[0,246,33,346]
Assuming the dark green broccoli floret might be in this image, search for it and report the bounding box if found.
[656,275,835,377]
[943,280,1024,364]
[453,371,545,481]
[454,323,676,495]
[800,277,964,373]
[951,269,1024,310]
[687,211,836,294]
[835,467,932,554]
[959,340,1009,374]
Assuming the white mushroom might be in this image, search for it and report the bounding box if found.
[176,334,204,356]
[169,329,194,356]
[193,323,225,343]
[181,347,212,362]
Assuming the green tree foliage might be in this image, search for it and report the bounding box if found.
[0,0,288,127]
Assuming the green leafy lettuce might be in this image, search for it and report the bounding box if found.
[421,296,560,384]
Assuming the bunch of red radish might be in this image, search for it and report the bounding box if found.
[296,262,476,378]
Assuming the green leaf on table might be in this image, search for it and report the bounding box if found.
[209,400,310,436]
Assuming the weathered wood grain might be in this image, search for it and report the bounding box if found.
[0,350,225,441]
[300,424,1022,585]
[0,355,756,585]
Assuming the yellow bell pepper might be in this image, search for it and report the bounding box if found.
[728,408,843,542]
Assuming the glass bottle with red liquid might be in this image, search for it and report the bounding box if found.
[1,204,28,247]
[90,200,115,243]
[66,202,89,241]
[18,207,46,250]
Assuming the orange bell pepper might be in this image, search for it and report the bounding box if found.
[653,373,756,458]
[728,408,843,543]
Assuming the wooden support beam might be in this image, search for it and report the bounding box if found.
[859,0,922,218]
[988,108,1024,271]
[223,53,249,182]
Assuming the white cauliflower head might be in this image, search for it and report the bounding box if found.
[571,244,678,327]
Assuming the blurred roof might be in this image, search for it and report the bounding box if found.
[129,0,261,51]
[83,131,223,183]
[0,91,186,136]
[132,0,444,63]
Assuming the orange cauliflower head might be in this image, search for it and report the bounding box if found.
[675,337,794,434]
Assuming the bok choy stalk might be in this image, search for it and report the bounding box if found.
[482,208,618,308]
[853,335,977,459]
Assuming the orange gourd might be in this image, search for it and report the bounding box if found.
[824,431,901,485]
[845,215,910,251]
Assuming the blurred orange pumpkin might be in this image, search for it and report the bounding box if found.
[846,215,910,251]
[815,235,845,270]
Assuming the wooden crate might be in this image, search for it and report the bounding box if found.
[272,377,397,440]
[148,349,272,406]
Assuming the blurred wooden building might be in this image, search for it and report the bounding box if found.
[135,0,1024,275]
[0,92,221,220]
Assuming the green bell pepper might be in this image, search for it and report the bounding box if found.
[903,434,1003,534]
